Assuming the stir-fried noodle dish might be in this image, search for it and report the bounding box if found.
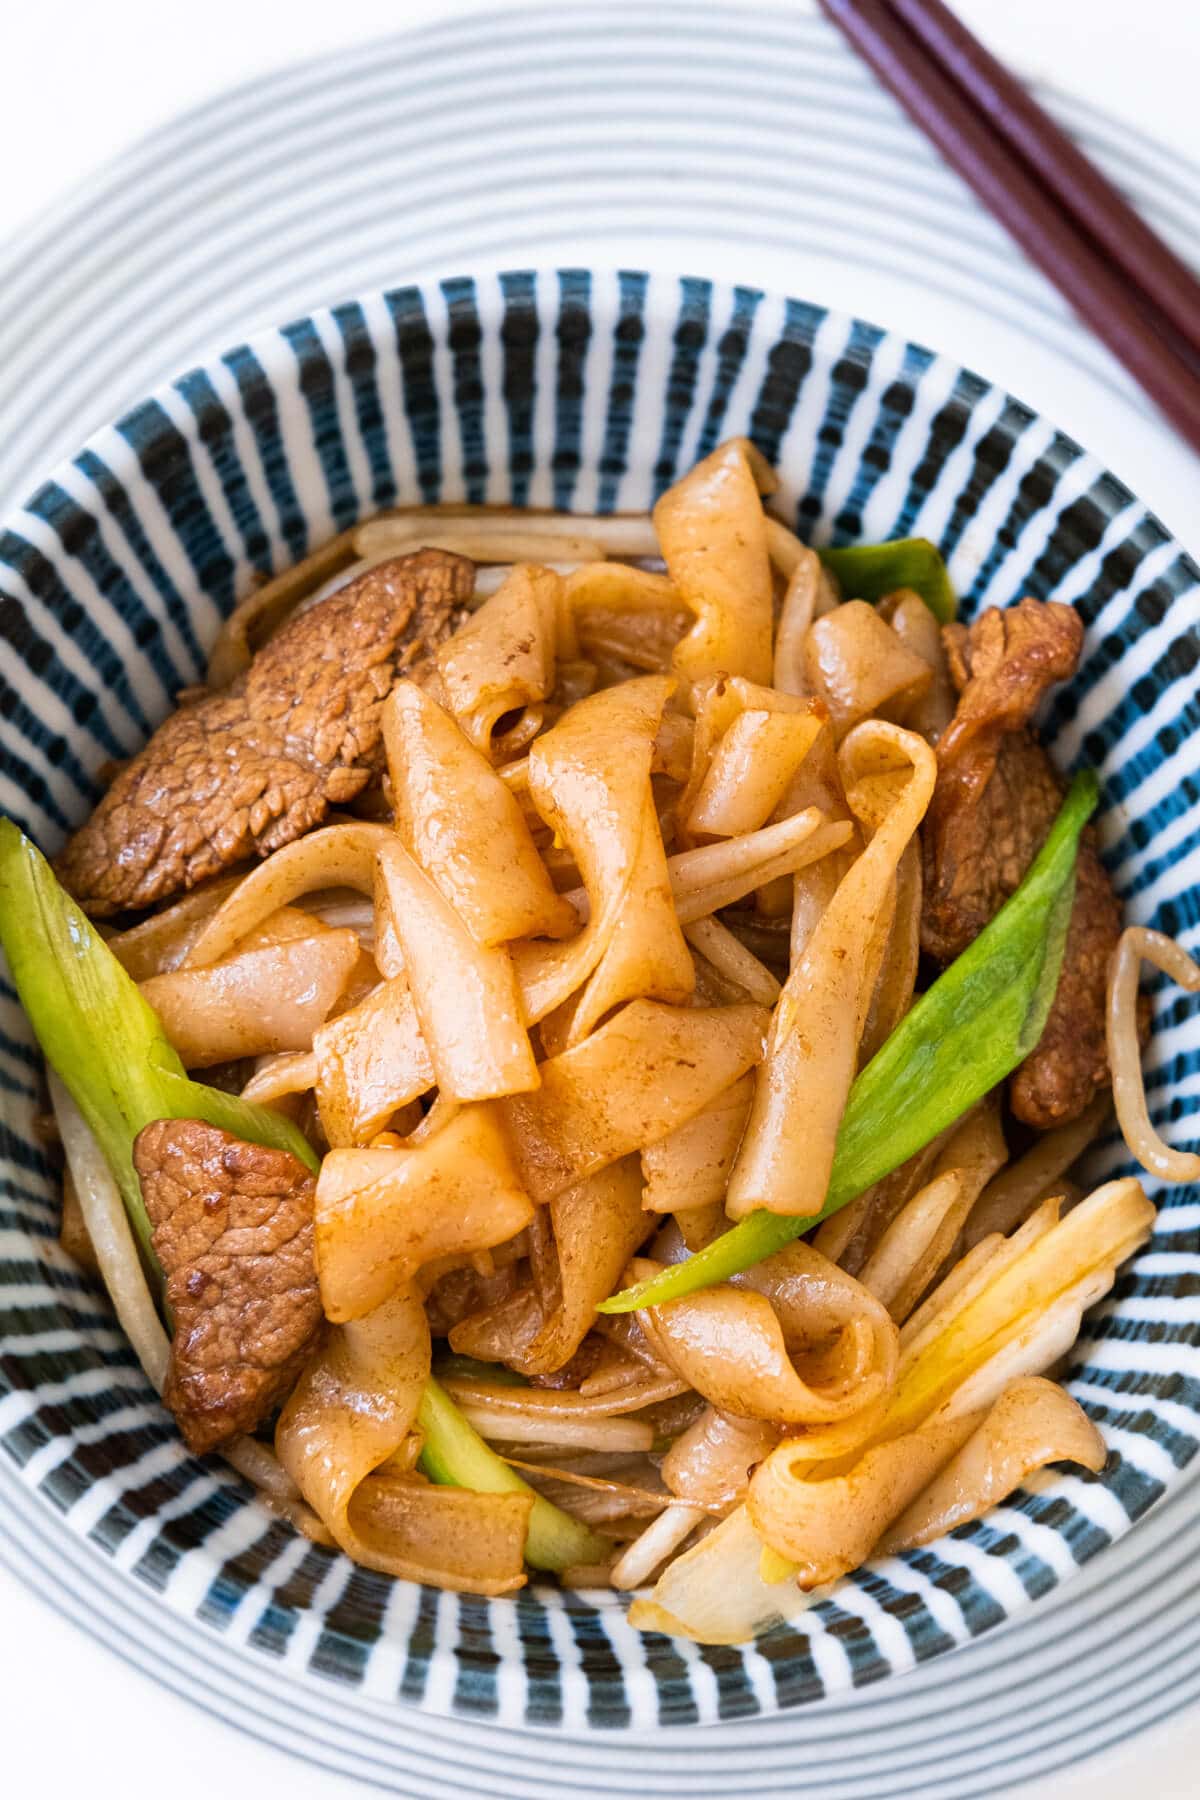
[4,437,1194,1644]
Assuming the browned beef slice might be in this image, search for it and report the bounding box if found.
[1010,834,1123,1126]
[920,597,1122,1128]
[57,550,474,915]
[134,1118,323,1454]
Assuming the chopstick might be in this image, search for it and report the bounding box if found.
[888,0,1200,352]
[818,0,1200,454]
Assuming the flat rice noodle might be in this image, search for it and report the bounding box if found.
[686,707,824,839]
[434,564,560,754]
[276,1289,531,1594]
[500,997,768,1204]
[858,836,922,1065]
[777,1180,1154,1473]
[878,1376,1106,1553]
[641,1074,754,1213]
[450,1158,650,1376]
[636,1239,898,1425]
[184,823,394,968]
[141,928,360,1067]
[726,721,937,1218]
[878,589,956,742]
[383,682,573,945]
[747,1405,984,1582]
[662,1405,780,1508]
[512,676,694,1034]
[107,873,245,978]
[658,439,776,688]
[859,1103,1008,1322]
[962,1093,1110,1251]
[804,601,933,740]
[674,676,815,843]
[627,1504,821,1643]
[315,1103,535,1320]
[376,838,538,1102]
[314,975,435,1146]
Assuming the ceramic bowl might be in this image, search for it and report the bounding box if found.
[2,267,1198,1734]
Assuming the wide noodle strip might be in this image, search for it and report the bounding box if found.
[500,998,768,1204]
[141,927,360,1067]
[315,1104,535,1320]
[106,873,244,979]
[878,1376,1106,1553]
[512,676,694,1035]
[376,839,538,1102]
[804,600,933,739]
[658,439,776,688]
[662,1406,781,1509]
[314,975,434,1146]
[747,1405,985,1582]
[434,564,560,753]
[183,822,394,969]
[636,1241,897,1425]
[687,707,824,840]
[276,1290,531,1594]
[383,681,573,946]
[449,1158,649,1376]
[766,1178,1153,1473]
[641,1074,755,1214]
[725,720,937,1219]
[878,588,956,741]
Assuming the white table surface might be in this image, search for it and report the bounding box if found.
[2,3,1199,1795]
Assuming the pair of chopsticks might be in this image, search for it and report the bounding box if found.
[819,0,1200,454]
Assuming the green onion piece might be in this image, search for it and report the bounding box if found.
[417,1377,608,1573]
[598,769,1098,1315]
[0,821,320,1272]
[818,537,956,623]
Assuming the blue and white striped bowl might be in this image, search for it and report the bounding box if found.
[1,268,1198,1745]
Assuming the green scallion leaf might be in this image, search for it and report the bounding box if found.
[598,769,1097,1314]
[0,821,320,1275]
[417,1377,608,1572]
[819,537,956,623]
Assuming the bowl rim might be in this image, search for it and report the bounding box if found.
[2,265,1199,1744]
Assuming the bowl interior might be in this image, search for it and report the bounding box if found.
[2,267,1199,1728]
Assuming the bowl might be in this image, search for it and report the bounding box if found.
[1,267,1198,1733]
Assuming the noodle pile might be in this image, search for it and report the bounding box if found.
[53,436,1183,1642]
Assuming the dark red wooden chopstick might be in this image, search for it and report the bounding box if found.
[889,0,1200,352]
[819,0,1200,454]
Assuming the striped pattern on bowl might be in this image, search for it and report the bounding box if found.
[1,268,1198,1730]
